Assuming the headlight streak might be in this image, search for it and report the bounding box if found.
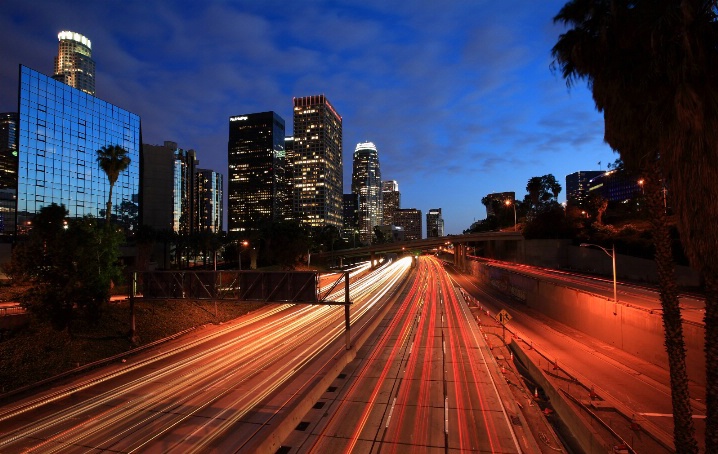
[0,258,413,453]
[446,261,523,452]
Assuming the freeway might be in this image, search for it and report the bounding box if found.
[283,255,539,453]
[0,258,411,453]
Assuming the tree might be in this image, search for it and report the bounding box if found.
[96,145,131,226]
[525,174,562,212]
[7,205,123,333]
[552,1,718,449]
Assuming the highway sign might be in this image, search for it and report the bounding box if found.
[496,309,512,326]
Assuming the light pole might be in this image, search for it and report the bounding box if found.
[505,199,517,231]
[580,243,617,314]
[238,240,248,271]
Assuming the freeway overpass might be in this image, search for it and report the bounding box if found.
[313,231,525,268]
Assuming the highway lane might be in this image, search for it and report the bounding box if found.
[288,256,530,453]
[0,259,411,453]
[448,265,706,453]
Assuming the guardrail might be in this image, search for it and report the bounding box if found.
[0,305,24,316]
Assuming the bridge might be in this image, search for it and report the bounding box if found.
[313,230,524,268]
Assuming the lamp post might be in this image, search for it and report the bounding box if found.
[238,240,248,271]
[580,243,617,314]
[505,199,517,231]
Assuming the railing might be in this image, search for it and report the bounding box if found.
[0,305,24,316]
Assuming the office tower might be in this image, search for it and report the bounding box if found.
[483,192,515,218]
[0,113,18,237]
[17,65,140,234]
[381,180,400,226]
[142,141,197,234]
[427,208,444,238]
[587,170,644,203]
[393,208,422,240]
[351,142,382,244]
[228,112,288,233]
[195,169,223,233]
[566,171,603,207]
[284,136,295,218]
[291,95,343,229]
[53,31,95,96]
[342,193,359,243]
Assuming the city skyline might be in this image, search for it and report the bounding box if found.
[0,0,616,234]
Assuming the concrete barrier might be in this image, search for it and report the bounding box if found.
[467,260,706,387]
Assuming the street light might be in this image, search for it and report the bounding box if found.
[505,199,517,231]
[238,240,248,271]
[580,243,617,314]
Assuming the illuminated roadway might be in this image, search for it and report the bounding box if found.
[282,256,536,453]
[0,259,412,453]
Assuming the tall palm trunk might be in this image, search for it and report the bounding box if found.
[106,183,113,225]
[645,166,698,452]
[705,274,718,451]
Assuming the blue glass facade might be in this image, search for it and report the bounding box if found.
[17,65,140,233]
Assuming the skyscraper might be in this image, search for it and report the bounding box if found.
[426,208,444,238]
[53,31,95,96]
[142,141,198,234]
[227,112,288,232]
[0,113,18,237]
[17,66,140,234]
[381,180,400,226]
[566,171,603,207]
[290,95,343,229]
[351,142,382,244]
[393,208,422,241]
[195,169,223,233]
[342,193,359,243]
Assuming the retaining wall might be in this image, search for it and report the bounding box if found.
[468,260,706,386]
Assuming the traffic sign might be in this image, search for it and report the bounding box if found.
[496,309,512,326]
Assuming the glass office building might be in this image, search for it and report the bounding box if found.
[228,111,288,232]
[0,113,18,237]
[17,65,140,233]
[195,168,223,233]
[351,142,382,244]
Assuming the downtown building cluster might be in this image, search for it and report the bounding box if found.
[228,105,444,245]
[0,31,223,245]
[0,30,446,261]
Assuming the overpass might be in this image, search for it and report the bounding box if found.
[313,231,524,268]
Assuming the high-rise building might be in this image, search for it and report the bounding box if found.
[483,192,515,218]
[195,169,223,233]
[426,208,444,238]
[53,31,95,96]
[393,208,422,241]
[566,171,603,207]
[587,170,644,203]
[290,95,343,229]
[141,141,198,234]
[0,113,18,237]
[342,193,359,243]
[228,112,289,232]
[351,142,382,244]
[381,180,400,226]
[17,65,140,234]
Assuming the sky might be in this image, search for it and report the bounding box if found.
[0,0,617,235]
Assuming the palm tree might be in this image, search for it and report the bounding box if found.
[96,145,131,226]
[551,1,718,450]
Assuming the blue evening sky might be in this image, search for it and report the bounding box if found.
[0,0,616,235]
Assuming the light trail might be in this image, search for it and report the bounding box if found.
[0,258,412,453]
